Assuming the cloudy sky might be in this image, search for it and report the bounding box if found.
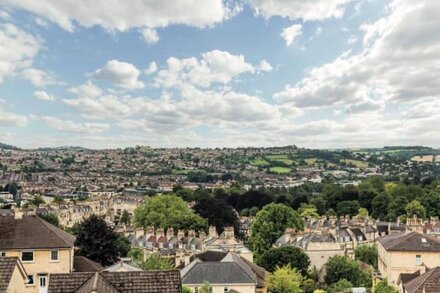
[0,0,438,149]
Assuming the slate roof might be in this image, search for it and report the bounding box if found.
[0,257,21,291]
[0,215,75,249]
[48,270,182,293]
[181,262,256,285]
[402,267,440,293]
[377,232,440,252]
[74,256,104,272]
[182,252,265,287]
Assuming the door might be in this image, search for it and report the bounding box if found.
[39,275,47,293]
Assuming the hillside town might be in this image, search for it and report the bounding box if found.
[1,144,440,292]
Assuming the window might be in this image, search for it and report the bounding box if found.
[0,251,5,257]
[51,250,59,261]
[21,251,34,262]
[195,288,199,293]
[27,275,34,285]
[416,255,422,265]
[224,287,229,293]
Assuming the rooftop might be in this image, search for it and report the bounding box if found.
[378,232,440,252]
[0,215,75,249]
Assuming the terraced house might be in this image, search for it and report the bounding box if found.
[0,211,75,293]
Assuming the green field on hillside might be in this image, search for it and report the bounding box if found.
[269,166,291,174]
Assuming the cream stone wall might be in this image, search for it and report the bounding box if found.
[186,284,256,293]
[6,265,27,293]
[377,243,440,287]
[4,248,73,293]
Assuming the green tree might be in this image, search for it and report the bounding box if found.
[336,200,360,217]
[38,213,59,227]
[182,286,192,293]
[117,235,131,257]
[328,279,352,293]
[266,265,302,293]
[258,246,310,275]
[75,215,126,266]
[386,196,408,221]
[199,281,211,293]
[354,245,378,269]
[134,195,207,232]
[30,195,45,207]
[405,200,426,219]
[299,204,320,219]
[420,188,440,218]
[374,278,397,293]
[120,210,131,225]
[240,208,250,217]
[301,278,318,293]
[371,193,390,220]
[357,208,369,220]
[128,247,144,262]
[250,204,304,260]
[140,254,174,270]
[194,196,238,234]
[325,255,371,288]
[358,181,378,212]
[52,196,65,205]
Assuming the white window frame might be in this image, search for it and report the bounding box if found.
[21,251,34,263]
[416,255,422,265]
[50,250,59,262]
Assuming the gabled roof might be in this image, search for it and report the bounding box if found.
[74,256,104,272]
[0,257,27,291]
[181,252,265,287]
[377,232,440,252]
[402,267,440,293]
[0,215,75,249]
[48,270,182,293]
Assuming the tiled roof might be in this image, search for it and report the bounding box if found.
[74,256,104,272]
[403,267,440,293]
[48,270,182,293]
[0,257,20,291]
[378,232,440,252]
[0,215,75,249]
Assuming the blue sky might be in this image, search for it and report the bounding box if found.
[0,0,438,149]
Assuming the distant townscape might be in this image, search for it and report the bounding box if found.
[1,144,440,293]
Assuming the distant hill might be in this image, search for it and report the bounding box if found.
[35,146,90,151]
[0,142,20,150]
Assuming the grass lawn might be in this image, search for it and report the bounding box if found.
[250,157,270,166]
[172,169,192,175]
[342,159,368,168]
[269,166,292,174]
[305,158,317,165]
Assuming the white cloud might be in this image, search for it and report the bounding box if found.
[1,0,235,32]
[274,0,440,110]
[281,24,302,46]
[21,68,58,87]
[0,102,28,127]
[68,80,102,98]
[0,23,40,83]
[140,28,159,44]
[257,60,273,72]
[34,90,55,101]
[155,50,257,88]
[249,0,351,21]
[347,35,357,44]
[91,60,144,90]
[144,61,158,75]
[40,116,110,134]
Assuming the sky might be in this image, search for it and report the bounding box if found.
[0,0,439,149]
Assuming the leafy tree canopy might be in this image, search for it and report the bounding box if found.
[75,215,127,266]
[266,265,302,293]
[258,246,310,275]
[250,203,303,260]
[134,195,208,232]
